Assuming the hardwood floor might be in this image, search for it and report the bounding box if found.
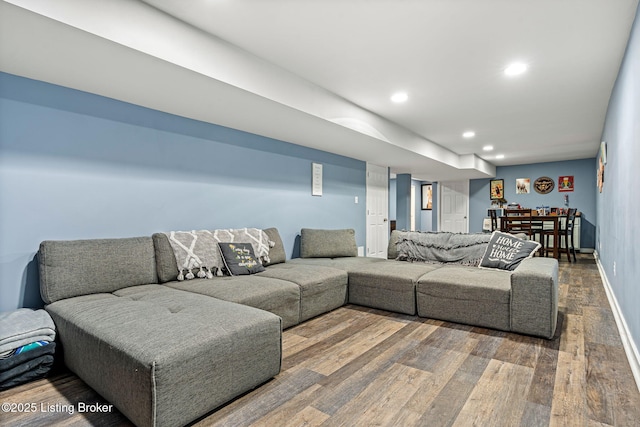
[2,254,639,426]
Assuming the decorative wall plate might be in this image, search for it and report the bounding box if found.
[534,176,555,194]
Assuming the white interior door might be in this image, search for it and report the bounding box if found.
[366,163,389,258]
[439,181,469,233]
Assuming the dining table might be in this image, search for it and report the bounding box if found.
[499,214,566,259]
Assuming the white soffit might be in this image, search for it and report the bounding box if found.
[0,0,494,181]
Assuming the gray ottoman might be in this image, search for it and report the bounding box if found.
[46,285,281,427]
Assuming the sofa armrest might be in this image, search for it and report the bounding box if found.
[510,257,559,339]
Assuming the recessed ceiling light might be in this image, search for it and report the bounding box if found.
[483,145,494,151]
[504,62,528,76]
[391,92,408,103]
[462,131,476,138]
[496,154,505,159]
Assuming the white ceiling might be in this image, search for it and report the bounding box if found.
[1,0,638,181]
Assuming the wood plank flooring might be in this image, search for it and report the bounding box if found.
[1,254,639,426]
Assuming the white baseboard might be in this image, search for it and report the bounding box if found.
[594,251,640,392]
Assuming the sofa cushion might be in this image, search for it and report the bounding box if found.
[416,265,512,331]
[152,233,181,283]
[164,276,301,329]
[300,228,358,258]
[347,260,441,315]
[263,227,286,266]
[418,265,512,304]
[46,285,281,427]
[218,243,266,275]
[259,263,348,322]
[38,237,158,304]
[479,231,541,271]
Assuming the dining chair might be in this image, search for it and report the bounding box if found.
[502,208,549,256]
[543,208,577,262]
[530,209,545,244]
[502,209,534,237]
[489,209,498,231]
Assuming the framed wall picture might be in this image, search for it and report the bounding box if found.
[598,141,606,193]
[490,179,504,200]
[516,178,530,194]
[600,141,607,165]
[421,184,432,210]
[533,176,554,194]
[558,176,574,192]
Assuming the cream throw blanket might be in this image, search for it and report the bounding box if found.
[164,228,274,280]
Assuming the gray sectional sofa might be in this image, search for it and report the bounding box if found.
[291,228,559,339]
[37,227,558,427]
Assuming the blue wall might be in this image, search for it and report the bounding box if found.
[469,158,597,249]
[0,73,366,312]
[598,5,640,362]
[419,182,435,232]
[395,174,412,231]
[389,178,434,231]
